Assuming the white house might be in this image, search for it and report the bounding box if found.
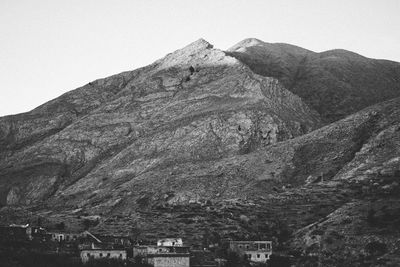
[157,238,183,247]
[229,240,272,263]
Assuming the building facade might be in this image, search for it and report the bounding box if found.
[147,255,190,267]
[133,238,189,267]
[48,232,83,242]
[49,232,66,242]
[80,249,127,263]
[229,240,272,263]
[0,224,47,241]
[157,238,183,247]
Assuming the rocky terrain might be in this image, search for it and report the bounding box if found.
[227,38,400,123]
[0,38,400,266]
[0,39,320,207]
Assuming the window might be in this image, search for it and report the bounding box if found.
[87,253,90,257]
[120,254,123,258]
[257,254,260,258]
[246,245,249,249]
[265,254,269,259]
[100,253,103,257]
[267,243,271,250]
[107,253,110,257]
[238,244,242,248]
[247,254,252,259]
[259,243,266,249]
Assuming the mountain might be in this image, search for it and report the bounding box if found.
[0,38,400,266]
[227,38,400,123]
[0,39,320,207]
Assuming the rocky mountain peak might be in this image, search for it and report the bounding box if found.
[184,38,214,51]
[158,38,237,70]
[228,38,265,51]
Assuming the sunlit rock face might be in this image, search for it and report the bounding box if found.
[0,39,321,207]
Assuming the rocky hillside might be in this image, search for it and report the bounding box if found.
[0,38,399,266]
[227,38,400,122]
[0,39,320,207]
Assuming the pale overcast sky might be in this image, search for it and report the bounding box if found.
[1,0,399,116]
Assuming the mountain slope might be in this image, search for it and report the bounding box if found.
[0,39,320,207]
[227,38,400,122]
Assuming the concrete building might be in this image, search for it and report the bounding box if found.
[49,230,102,244]
[2,224,46,241]
[80,248,127,263]
[157,238,183,247]
[48,232,83,242]
[49,232,66,242]
[229,240,272,263]
[100,235,131,248]
[29,226,47,241]
[133,238,189,267]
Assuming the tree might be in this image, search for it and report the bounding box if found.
[226,251,251,267]
[268,254,292,267]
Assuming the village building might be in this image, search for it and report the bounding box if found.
[77,232,104,250]
[80,248,127,263]
[0,224,47,241]
[157,238,183,247]
[48,230,100,243]
[133,238,190,267]
[80,231,103,244]
[0,224,29,241]
[229,240,272,263]
[99,235,132,248]
[29,226,47,241]
[48,232,66,242]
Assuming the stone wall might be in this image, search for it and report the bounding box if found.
[148,256,190,267]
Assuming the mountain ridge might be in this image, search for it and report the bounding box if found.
[227,38,400,123]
